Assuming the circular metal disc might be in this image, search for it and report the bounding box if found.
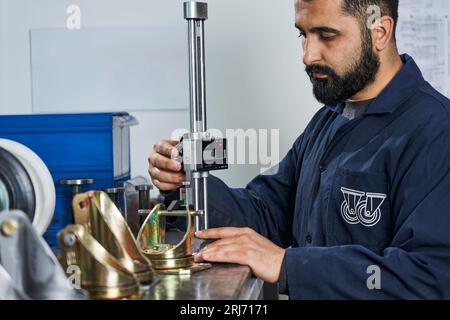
[0,180,10,212]
[0,147,35,221]
[59,178,94,186]
[0,139,56,235]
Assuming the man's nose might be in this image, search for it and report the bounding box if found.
[302,37,323,66]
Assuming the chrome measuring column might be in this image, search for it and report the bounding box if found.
[183,1,209,232]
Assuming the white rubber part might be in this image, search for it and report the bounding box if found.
[0,139,55,235]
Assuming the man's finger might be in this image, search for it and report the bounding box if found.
[198,237,237,253]
[149,167,185,184]
[194,246,247,265]
[153,140,179,157]
[149,153,181,172]
[153,179,182,192]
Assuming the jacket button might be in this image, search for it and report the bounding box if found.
[306,234,312,244]
[319,165,326,173]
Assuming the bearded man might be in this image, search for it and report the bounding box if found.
[148,0,450,299]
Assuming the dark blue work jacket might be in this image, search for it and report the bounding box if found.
[207,54,450,299]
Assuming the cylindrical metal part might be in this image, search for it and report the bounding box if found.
[60,178,95,220]
[198,20,207,132]
[184,1,208,20]
[186,4,208,133]
[60,178,95,195]
[187,19,199,132]
[193,177,200,210]
[202,175,208,230]
[59,178,95,187]
[184,1,209,232]
[135,185,152,210]
[135,184,153,226]
[104,187,124,210]
[193,177,201,232]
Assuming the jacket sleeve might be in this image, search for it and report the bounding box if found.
[284,125,450,299]
[206,134,304,248]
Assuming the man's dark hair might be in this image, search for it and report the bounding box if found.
[341,0,399,40]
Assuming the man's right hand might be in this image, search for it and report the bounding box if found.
[148,140,186,192]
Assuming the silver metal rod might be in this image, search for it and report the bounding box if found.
[184,2,209,232]
[203,175,208,229]
[198,20,207,132]
[193,177,200,210]
[187,20,198,132]
[193,176,201,232]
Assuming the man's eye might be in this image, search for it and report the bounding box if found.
[320,33,336,41]
[298,31,306,38]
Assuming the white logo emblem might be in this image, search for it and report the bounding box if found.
[340,187,387,227]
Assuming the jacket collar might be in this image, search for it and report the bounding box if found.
[326,54,425,115]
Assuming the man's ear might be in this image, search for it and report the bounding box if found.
[371,16,395,51]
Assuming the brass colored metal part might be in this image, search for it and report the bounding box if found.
[150,255,195,270]
[1,219,19,237]
[137,204,207,273]
[58,224,140,300]
[72,191,154,284]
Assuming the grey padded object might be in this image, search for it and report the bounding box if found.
[0,210,84,300]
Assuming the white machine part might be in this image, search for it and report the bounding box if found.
[0,139,55,235]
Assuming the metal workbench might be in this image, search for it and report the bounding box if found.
[142,264,264,300]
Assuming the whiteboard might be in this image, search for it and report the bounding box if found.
[397,0,450,98]
[30,27,189,113]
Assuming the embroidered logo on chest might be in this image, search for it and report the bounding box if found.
[340,187,387,227]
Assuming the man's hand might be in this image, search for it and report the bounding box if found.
[148,140,186,191]
[194,227,286,283]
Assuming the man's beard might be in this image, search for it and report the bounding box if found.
[305,33,380,106]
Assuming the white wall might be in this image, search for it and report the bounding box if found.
[0,0,319,192]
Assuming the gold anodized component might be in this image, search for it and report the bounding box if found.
[58,224,140,300]
[137,204,211,274]
[72,191,154,284]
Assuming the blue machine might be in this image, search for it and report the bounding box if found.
[0,113,136,247]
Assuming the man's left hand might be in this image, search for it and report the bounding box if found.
[194,227,286,283]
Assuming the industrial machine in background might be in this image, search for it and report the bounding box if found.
[0,112,138,248]
[0,210,83,300]
[0,115,156,299]
[0,142,82,299]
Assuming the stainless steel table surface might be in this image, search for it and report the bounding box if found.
[142,263,264,300]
